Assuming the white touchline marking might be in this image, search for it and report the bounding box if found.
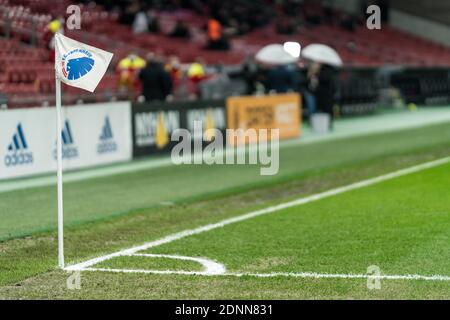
[65,156,450,281]
[79,268,450,282]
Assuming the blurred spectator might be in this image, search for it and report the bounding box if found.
[165,55,183,99]
[165,56,183,84]
[305,62,320,117]
[187,58,208,97]
[173,71,198,101]
[304,4,323,27]
[120,0,141,25]
[45,17,64,62]
[200,64,231,99]
[340,13,357,32]
[148,11,161,33]
[139,53,173,102]
[48,18,63,34]
[188,60,207,84]
[280,0,304,17]
[208,0,272,34]
[307,62,338,124]
[206,18,230,50]
[117,53,146,98]
[241,56,258,95]
[132,8,149,34]
[169,20,191,38]
[322,0,335,24]
[267,65,296,93]
[275,16,296,35]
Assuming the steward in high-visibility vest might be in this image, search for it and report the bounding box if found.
[207,19,222,41]
[117,54,146,97]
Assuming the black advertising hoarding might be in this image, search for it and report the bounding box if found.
[131,100,227,157]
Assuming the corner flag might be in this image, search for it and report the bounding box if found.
[55,33,113,92]
[53,33,113,268]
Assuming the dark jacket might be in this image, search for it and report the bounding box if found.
[139,62,172,101]
[267,66,296,93]
[315,65,337,117]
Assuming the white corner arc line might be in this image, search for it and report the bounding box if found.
[81,268,450,282]
[65,156,450,275]
[126,253,226,275]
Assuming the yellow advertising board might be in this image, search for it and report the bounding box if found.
[226,93,301,146]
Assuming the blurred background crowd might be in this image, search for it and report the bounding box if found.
[0,0,449,117]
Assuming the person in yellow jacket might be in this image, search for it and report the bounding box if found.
[187,61,206,84]
[45,17,64,62]
[117,54,146,98]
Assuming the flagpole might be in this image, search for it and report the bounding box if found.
[53,33,113,269]
[55,75,64,269]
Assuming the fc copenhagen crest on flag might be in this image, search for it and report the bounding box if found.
[55,33,113,92]
[61,49,95,80]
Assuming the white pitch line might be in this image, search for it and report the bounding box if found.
[127,253,226,275]
[80,268,450,282]
[65,156,450,275]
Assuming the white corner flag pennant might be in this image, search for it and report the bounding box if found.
[55,33,113,92]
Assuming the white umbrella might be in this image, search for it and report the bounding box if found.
[255,44,299,65]
[302,44,343,67]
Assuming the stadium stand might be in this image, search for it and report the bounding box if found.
[0,0,449,108]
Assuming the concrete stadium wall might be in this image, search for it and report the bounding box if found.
[390,10,450,47]
[391,0,450,26]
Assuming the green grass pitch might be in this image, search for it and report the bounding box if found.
[0,121,449,299]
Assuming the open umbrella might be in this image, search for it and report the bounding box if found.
[255,44,299,65]
[302,44,343,67]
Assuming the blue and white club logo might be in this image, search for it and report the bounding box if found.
[61,48,95,80]
[97,116,117,154]
[53,120,79,160]
[4,123,33,167]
